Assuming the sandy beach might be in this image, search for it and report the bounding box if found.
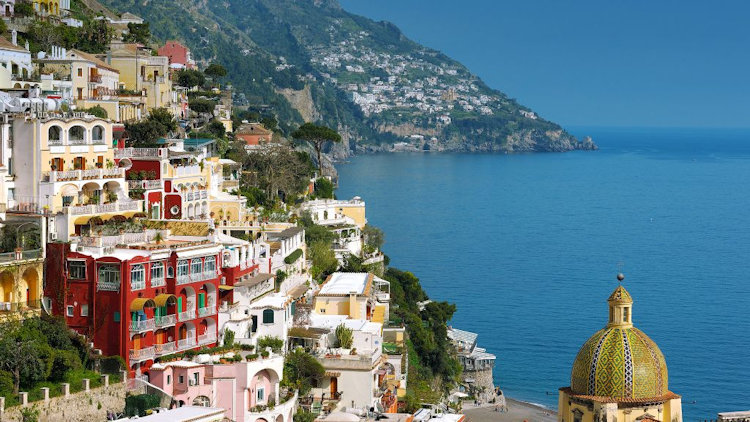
[463,398,556,422]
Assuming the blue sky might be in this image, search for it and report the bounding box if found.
[339,0,750,128]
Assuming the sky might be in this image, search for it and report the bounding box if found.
[339,0,750,128]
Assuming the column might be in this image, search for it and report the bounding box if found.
[82,378,90,392]
[61,383,70,397]
[101,374,109,387]
[19,392,27,406]
[41,387,49,402]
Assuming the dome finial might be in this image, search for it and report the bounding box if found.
[617,273,625,282]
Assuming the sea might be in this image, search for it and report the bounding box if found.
[335,127,750,421]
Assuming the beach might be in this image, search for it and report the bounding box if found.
[463,398,556,422]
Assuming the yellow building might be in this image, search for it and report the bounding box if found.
[313,272,390,322]
[33,0,61,16]
[558,281,682,422]
[0,250,44,320]
[101,42,173,112]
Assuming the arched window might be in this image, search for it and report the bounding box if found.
[130,264,145,290]
[204,256,215,276]
[92,125,105,143]
[177,260,189,281]
[262,309,274,324]
[150,262,165,287]
[191,258,202,276]
[69,126,86,145]
[48,126,62,145]
[192,396,210,407]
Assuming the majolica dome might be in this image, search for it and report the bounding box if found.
[570,285,669,399]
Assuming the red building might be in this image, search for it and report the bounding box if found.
[236,123,273,147]
[157,40,195,69]
[45,231,236,375]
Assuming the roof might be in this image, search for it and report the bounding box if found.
[267,226,304,241]
[559,387,680,405]
[235,273,274,288]
[69,49,120,73]
[237,123,272,135]
[447,327,478,346]
[287,284,309,299]
[318,272,372,296]
[250,293,288,310]
[608,285,633,304]
[131,406,224,421]
[0,36,28,53]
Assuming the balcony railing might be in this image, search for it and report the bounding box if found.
[176,271,219,285]
[154,342,176,356]
[174,165,201,177]
[178,337,197,350]
[130,319,155,333]
[69,138,87,146]
[198,332,216,345]
[114,147,164,159]
[151,277,166,288]
[129,347,155,362]
[155,314,176,328]
[0,299,42,312]
[67,200,143,216]
[197,306,216,318]
[0,249,43,264]
[129,179,162,190]
[178,308,196,322]
[89,74,102,83]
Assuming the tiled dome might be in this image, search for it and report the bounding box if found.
[570,286,668,399]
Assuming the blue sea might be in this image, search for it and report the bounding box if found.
[336,127,750,421]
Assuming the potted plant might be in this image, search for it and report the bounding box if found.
[153,232,164,244]
[246,353,258,361]
[260,350,269,359]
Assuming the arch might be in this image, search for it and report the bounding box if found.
[20,267,40,304]
[192,396,210,407]
[69,125,86,144]
[0,271,14,303]
[179,321,196,340]
[276,415,283,422]
[187,203,194,218]
[92,125,105,142]
[118,158,133,170]
[48,125,62,142]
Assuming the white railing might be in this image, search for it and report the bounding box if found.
[143,179,162,190]
[178,308,195,321]
[92,138,106,145]
[129,347,155,362]
[97,280,120,291]
[200,191,207,199]
[154,342,176,355]
[114,147,163,159]
[45,168,124,182]
[177,271,218,285]
[197,306,216,318]
[155,314,176,327]
[119,201,140,211]
[178,336,197,350]
[48,139,63,147]
[186,192,194,201]
[151,277,166,288]
[198,332,216,345]
[130,319,155,333]
[174,165,201,177]
[69,138,87,146]
[67,200,142,215]
[176,275,191,285]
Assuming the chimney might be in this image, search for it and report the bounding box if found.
[11,30,17,46]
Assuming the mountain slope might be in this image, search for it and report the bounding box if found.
[98,0,595,154]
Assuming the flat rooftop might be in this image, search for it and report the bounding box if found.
[133,406,225,421]
[319,272,372,296]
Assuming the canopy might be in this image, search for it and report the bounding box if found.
[130,298,156,312]
[153,294,176,307]
[218,285,234,291]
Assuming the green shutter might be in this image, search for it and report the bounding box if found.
[198,293,205,309]
[177,297,183,312]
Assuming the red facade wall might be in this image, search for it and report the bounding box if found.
[158,41,189,66]
[146,191,163,219]
[126,160,161,180]
[164,194,183,219]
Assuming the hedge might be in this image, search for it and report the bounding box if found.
[284,248,303,264]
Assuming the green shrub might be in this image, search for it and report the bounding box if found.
[335,324,354,349]
[100,356,126,374]
[239,344,255,351]
[260,350,270,358]
[284,249,303,265]
[257,336,283,353]
[246,353,259,361]
[49,350,82,382]
[223,329,235,347]
[0,370,13,396]
[124,393,161,417]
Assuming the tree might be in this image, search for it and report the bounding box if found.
[308,240,338,281]
[122,22,151,45]
[176,69,206,88]
[0,317,47,394]
[125,120,165,147]
[313,178,334,199]
[283,348,324,395]
[148,108,177,133]
[207,119,226,138]
[223,329,235,347]
[14,1,34,17]
[189,98,216,114]
[363,225,385,251]
[291,123,342,175]
[204,63,227,81]
[334,324,353,349]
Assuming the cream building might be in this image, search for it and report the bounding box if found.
[11,114,141,241]
[313,272,390,325]
[102,42,173,112]
[0,35,33,90]
[558,282,683,422]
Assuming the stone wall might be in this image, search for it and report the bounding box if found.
[464,368,495,401]
[2,379,126,422]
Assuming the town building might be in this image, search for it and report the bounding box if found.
[299,197,367,230]
[447,327,496,402]
[157,40,196,70]
[128,405,226,422]
[0,1,13,17]
[0,34,33,90]
[235,122,273,148]
[313,272,390,324]
[102,42,173,112]
[558,284,683,422]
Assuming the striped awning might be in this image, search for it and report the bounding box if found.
[218,285,234,291]
[130,298,156,312]
[153,294,176,307]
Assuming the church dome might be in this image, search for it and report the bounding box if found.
[570,285,669,399]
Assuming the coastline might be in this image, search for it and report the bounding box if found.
[463,397,557,422]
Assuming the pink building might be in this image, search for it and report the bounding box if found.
[158,40,195,70]
[149,354,297,422]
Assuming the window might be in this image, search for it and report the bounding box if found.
[69,126,85,144]
[204,256,215,275]
[68,261,86,279]
[131,264,145,290]
[177,260,189,278]
[81,304,89,316]
[77,68,82,77]
[178,375,184,384]
[192,372,199,385]
[167,266,174,278]
[151,262,165,287]
[97,265,120,291]
[256,386,265,402]
[624,307,630,322]
[262,309,274,324]
[7,188,14,201]
[48,126,61,143]
[66,305,74,317]
[114,311,120,322]
[62,196,74,207]
[166,375,171,385]
[191,258,202,275]
[92,126,104,142]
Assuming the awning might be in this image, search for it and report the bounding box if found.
[74,216,93,225]
[218,285,234,291]
[287,284,308,299]
[153,294,176,307]
[130,298,156,312]
[234,273,273,288]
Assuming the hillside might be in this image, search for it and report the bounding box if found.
[97,0,596,155]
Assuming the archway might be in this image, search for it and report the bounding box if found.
[20,267,40,304]
[0,271,14,303]
[276,415,283,422]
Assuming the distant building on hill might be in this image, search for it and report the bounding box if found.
[158,41,196,70]
[447,327,496,402]
[235,122,273,148]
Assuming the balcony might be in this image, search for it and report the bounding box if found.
[197,306,216,318]
[178,308,196,322]
[154,342,176,356]
[198,332,216,346]
[155,314,176,328]
[66,200,143,216]
[0,299,42,313]
[178,337,197,350]
[44,168,124,182]
[151,277,166,288]
[176,271,218,285]
[89,74,102,83]
[129,347,155,363]
[128,179,162,190]
[114,147,165,159]
[130,319,155,333]
[0,249,43,264]
[174,165,201,177]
